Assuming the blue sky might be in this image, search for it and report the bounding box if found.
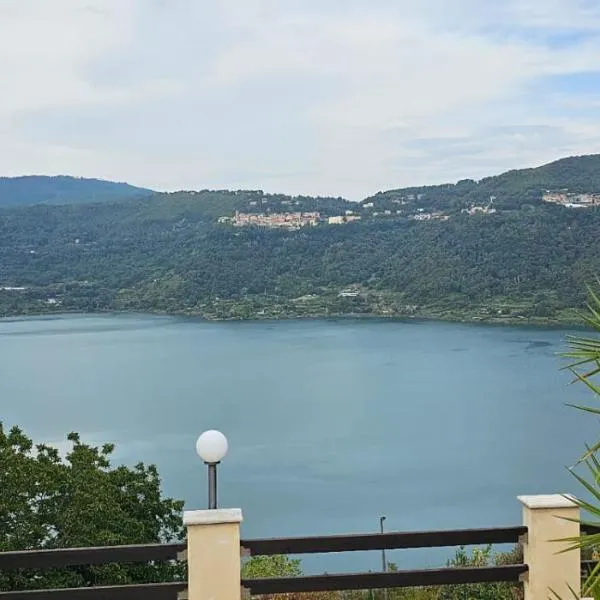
[1,0,599,199]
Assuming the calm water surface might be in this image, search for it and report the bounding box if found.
[0,314,595,572]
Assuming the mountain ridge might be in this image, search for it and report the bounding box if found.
[362,153,600,211]
[0,175,153,208]
[2,153,599,209]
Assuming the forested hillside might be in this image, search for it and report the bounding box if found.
[0,197,598,323]
[0,155,599,323]
[0,176,152,207]
[364,154,600,212]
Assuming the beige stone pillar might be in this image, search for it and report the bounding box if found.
[184,508,243,600]
[518,494,580,600]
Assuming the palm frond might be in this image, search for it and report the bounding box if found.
[549,583,581,600]
[541,285,600,598]
[566,403,600,416]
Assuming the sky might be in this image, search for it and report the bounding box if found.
[1,0,600,200]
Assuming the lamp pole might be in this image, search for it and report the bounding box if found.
[380,516,388,600]
[207,462,218,509]
[379,516,387,571]
[196,430,229,510]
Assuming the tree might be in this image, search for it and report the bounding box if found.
[242,555,345,599]
[240,549,521,600]
[437,546,520,600]
[242,554,302,579]
[0,425,184,591]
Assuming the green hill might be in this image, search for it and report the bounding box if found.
[364,154,600,212]
[0,155,599,324]
[0,176,153,207]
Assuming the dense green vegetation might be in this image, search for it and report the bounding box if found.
[0,424,184,591]
[0,176,152,207]
[0,201,597,323]
[365,154,600,212]
[1,155,599,323]
[562,288,600,598]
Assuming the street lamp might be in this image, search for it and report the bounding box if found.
[380,516,388,600]
[196,430,229,510]
[379,516,387,571]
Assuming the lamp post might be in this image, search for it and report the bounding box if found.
[379,516,387,571]
[380,516,388,600]
[196,430,229,510]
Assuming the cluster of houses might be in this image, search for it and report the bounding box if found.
[218,211,364,230]
[412,210,450,221]
[215,188,600,231]
[327,214,362,225]
[219,211,321,230]
[363,194,424,208]
[217,188,600,229]
[461,197,497,216]
[542,190,600,208]
[217,203,498,228]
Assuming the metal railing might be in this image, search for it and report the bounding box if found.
[240,525,528,595]
[0,543,185,571]
[0,582,186,599]
[243,565,527,595]
[4,521,596,597]
[241,525,527,555]
[0,543,186,600]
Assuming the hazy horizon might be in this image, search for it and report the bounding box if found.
[3,151,598,202]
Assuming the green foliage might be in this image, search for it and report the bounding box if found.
[0,424,185,591]
[565,284,600,399]
[0,196,599,321]
[437,546,521,600]
[242,555,303,579]
[1,155,600,321]
[0,176,152,207]
[366,154,600,212]
[242,547,522,600]
[560,285,600,599]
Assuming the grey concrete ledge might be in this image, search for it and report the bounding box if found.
[184,508,243,526]
[518,494,577,509]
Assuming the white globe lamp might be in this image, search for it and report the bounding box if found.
[196,430,228,509]
[196,430,228,464]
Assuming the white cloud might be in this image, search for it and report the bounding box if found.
[507,0,600,31]
[0,2,124,114]
[0,1,181,115]
[0,0,599,199]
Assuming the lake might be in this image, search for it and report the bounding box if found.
[0,314,596,572]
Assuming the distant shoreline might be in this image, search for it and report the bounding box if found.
[0,306,585,330]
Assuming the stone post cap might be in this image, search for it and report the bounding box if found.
[183,508,243,526]
[518,494,577,509]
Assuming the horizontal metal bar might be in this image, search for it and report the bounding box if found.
[242,526,527,556]
[0,543,186,571]
[581,525,600,535]
[0,582,186,600]
[243,564,528,594]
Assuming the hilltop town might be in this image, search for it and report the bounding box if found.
[218,210,363,230]
[214,189,595,230]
